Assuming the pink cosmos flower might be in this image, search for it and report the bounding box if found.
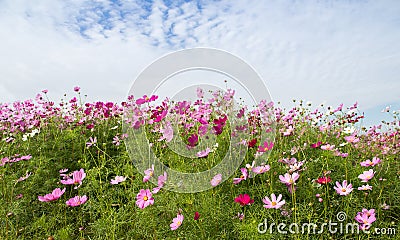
[355,209,376,230]
[358,169,374,182]
[197,148,211,158]
[262,193,285,209]
[233,168,248,184]
[279,172,300,185]
[143,164,154,182]
[112,135,121,146]
[110,176,126,185]
[360,157,381,167]
[38,188,66,202]
[358,185,372,191]
[136,189,154,209]
[159,121,173,142]
[66,195,88,207]
[252,164,271,174]
[74,86,80,92]
[257,141,274,152]
[17,172,32,182]
[211,174,222,186]
[234,194,254,206]
[344,135,359,143]
[310,141,322,148]
[60,169,86,189]
[170,213,184,230]
[187,134,199,147]
[334,180,353,196]
[136,95,158,105]
[86,137,97,148]
[152,172,168,194]
[321,144,335,150]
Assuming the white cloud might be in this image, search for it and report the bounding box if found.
[0,0,399,122]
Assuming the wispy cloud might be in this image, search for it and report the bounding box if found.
[0,0,399,119]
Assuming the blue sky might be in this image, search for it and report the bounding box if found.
[0,0,399,127]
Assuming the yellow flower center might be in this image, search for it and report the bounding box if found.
[240,175,245,179]
[341,188,347,192]
[272,202,277,206]
[143,196,148,201]
[177,221,181,226]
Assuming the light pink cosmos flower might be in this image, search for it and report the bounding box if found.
[17,172,32,182]
[211,174,222,187]
[355,208,376,230]
[344,134,360,143]
[136,189,154,209]
[262,193,285,209]
[170,213,184,230]
[60,169,86,189]
[197,148,211,158]
[143,164,154,182]
[334,180,353,196]
[159,121,173,142]
[360,157,381,167]
[110,176,126,185]
[86,137,97,148]
[152,172,168,194]
[358,185,372,191]
[66,195,87,207]
[279,172,300,185]
[321,144,335,150]
[252,164,270,174]
[233,168,248,184]
[38,188,66,202]
[358,169,374,182]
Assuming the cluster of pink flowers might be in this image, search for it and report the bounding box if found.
[38,168,88,207]
[355,209,376,231]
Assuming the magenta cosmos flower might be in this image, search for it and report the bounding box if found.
[170,213,184,230]
[233,168,248,184]
[211,173,222,186]
[38,188,66,202]
[60,169,86,189]
[334,180,353,196]
[66,195,88,207]
[262,193,286,209]
[358,169,374,182]
[234,194,254,206]
[136,189,154,209]
[315,176,331,185]
[257,141,274,152]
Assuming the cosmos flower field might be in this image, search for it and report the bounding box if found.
[0,87,399,239]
